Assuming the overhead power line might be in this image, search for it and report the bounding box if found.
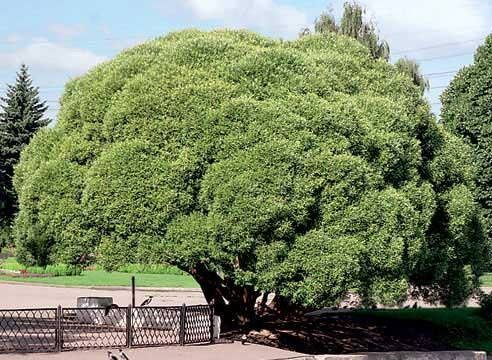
[392,37,486,55]
[429,85,449,90]
[424,70,459,77]
[415,51,474,62]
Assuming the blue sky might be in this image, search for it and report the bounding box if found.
[1,0,491,121]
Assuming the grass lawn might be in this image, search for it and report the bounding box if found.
[0,270,198,288]
[480,273,492,287]
[355,307,492,352]
[0,255,198,288]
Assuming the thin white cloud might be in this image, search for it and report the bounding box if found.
[0,40,106,74]
[177,0,309,38]
[48,23,85,39]
[4,34,22,44]
[352,0,492,57]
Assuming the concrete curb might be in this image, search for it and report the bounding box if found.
[276,351,487,360]
[0,280,201,293]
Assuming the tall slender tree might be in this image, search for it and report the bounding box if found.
[395,57,430,94]
[302,2,428,92]
[0,64,48,242]
[314,10,338,35]
[339,1,390,60]
[303,1,389,61]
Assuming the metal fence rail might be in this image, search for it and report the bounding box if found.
[0,304,213,354]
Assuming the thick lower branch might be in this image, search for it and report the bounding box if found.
[189,263,259,329]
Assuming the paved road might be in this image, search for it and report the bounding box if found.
[0,342,302,360]
[2,282,489,309]
[0,282,206,308]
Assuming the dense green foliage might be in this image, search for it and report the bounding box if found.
[13,29,486,322]
[0,64,48,248]
[479,291,492,319]
[441,35,492,249]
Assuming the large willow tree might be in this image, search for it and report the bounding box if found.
[13,30,487,327]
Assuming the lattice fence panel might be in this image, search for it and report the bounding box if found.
[0,308,57,353]
[131,306,181,346]
[184,305,212,344]
[61,307,127,350]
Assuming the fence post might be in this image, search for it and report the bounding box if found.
[179,303,186,346]
[126,304,133,348]
[209,299,215,343]
[131,277,135,308]
[56,305,62,352]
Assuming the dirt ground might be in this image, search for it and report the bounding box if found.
[0,282,206,308]
[228,313,451,355]
[0,342,302,360]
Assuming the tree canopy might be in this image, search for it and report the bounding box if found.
[13,30,487,325]
[441,35,492,250]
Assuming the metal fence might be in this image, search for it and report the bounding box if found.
[0,304,213,354]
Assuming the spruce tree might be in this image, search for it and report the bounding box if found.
[0,64,48,238]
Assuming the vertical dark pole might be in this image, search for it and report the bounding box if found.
[126,304,133,348]
[179,303,186,346]
[209,299,215,343]
[131,276,135,308]
[56,305,62,352]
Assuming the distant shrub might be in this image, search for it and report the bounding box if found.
[0,257,81,276]
[116,263,184,275]
[45,264,82,276]
[479,292,492,319]
[0,257,24,271]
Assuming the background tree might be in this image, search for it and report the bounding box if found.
[13,30,487,327]
[338,1,390,60]
[303,2,430,92]
[314,10,339,35]
[303,1,389,60]
[395,58,430,94]
[0,64,48,247]
[441,35,492,251]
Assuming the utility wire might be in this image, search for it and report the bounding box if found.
[424,70,459,76]
[392,37,486,55]
[429,85,448,90]
[415,51,474,62]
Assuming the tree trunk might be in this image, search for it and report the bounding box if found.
[258,291,269,315]
[268,294,306,317]
[189,263,259,330]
